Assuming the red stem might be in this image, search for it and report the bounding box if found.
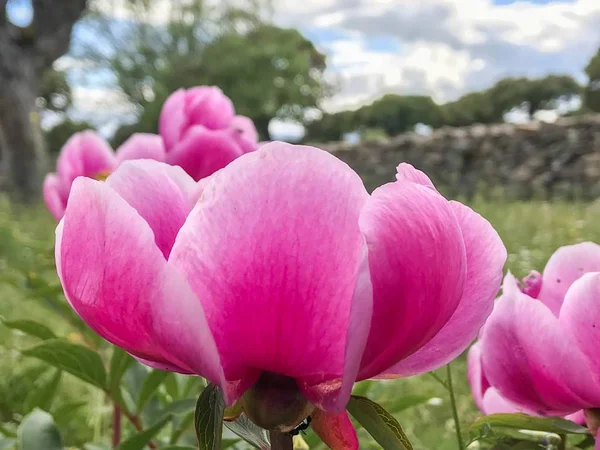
[123,409,158,449]
[112,405,121,449]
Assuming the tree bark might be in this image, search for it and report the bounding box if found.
[0,0,87,201]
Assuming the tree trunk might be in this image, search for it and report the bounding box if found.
[0,0,87,201]
[254,115,272,141]
[0,36,43,201]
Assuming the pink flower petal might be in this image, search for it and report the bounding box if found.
[356,180,467,380]
[185,86,235,130]
[159,89,189,151]
[481,277,600,415]
[56,131,115,198]
[379,201,506,377]
[538,242,600,316]
[560,273,600,374]
[481,388,525,415]
[105,160,196,258]
[467,342,488,413]
[231,115,259,143]
[395,162,436,190]
[565,410,586,425]
[115,133,166,163]
[311,409,359,450]
[229,115,259,153]
[56,178,225,389]
[169,143,371,410]
[166,126,244,181]
[43,173,66,221]
[521,270,543,298]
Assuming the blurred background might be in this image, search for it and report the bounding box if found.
[0,0,599,200]
[1,1,600,449]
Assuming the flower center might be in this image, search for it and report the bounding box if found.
[241,372,315,432]
[93,170,111,181]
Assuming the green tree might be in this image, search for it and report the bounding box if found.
[78,0,328,140]
[201,25,328,139]
[488,75,580,119]
[359,94,443,136]
[584,48,600,112]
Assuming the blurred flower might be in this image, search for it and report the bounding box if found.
[471,243,600,442]
[159,86,259,180]
[43,131,165,221]
[55,143,505,445]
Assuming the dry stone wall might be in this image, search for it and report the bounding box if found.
[320,115,600,200]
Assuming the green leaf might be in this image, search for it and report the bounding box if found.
[194,384,225,450]
[24,370,62,413]
[224,414,270,450]
[470,414,590,437]
[21,339,107,390]
[163,373,180,399]
[109,348,134,407]
[117,415,172,450]
[222,439,241,449]
[385,394,434,413]
[52,401,87,427]
[109,348,134,393]
[159,399,196,419]
[346,395,413,450]
[0,423,17,438]
[1,318,56,340]
[17,410,63,450]
[136,369,170,413]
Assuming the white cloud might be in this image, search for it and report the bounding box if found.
[274,0,600,110]
[84,0,600,115]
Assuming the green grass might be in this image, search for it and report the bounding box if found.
[2,196,600,449]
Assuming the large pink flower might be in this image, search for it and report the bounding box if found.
[56,143,505,445]
[476,243,600,439]
[43,131,165,221]
[159,87,259,180]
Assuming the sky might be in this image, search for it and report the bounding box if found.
[7,0,600,138]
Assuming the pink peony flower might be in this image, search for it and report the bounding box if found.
[55,143,505,444]
[468,341,586,424]
[158,87,259,180]
[473,243,600,442]
[43,131,165,221]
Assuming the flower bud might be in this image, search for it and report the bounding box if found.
[241,373,314,432]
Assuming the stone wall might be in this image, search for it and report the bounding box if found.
[320,115,600,200]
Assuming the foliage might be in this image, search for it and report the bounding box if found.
[44,119,96,154]
[305,74,581,142]
[77,0,327,141]
[2,196,600,448]
[585,48,600,112]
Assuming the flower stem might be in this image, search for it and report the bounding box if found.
[122,408,157,449]
[112,405,121,449]
[446,363,464,450]
[558,434,566,450]
[269,430,293,450]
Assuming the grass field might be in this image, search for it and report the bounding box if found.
[2,195,599,449]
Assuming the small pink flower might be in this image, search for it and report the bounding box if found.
[115,133,166,164]
[159,87,259,181]
[468,341,586,423]
[56,143,506,442]
[44,131,115,221]
[473,243,600,439]
[43,131,166,221]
